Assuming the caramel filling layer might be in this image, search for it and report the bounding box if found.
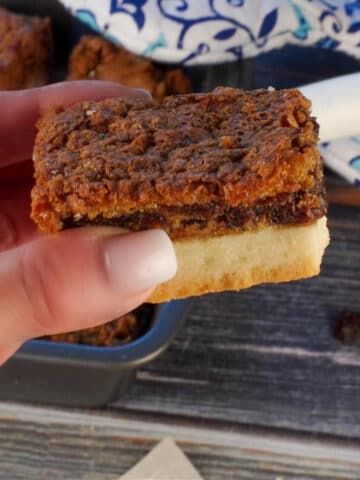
[64,187,326,240]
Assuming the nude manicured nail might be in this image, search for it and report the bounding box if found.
[104,229,177,293]
[133,88,152,98]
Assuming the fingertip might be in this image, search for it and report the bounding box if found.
[37,80,153,111]
[103,229,177,293]
[131,87,152,100]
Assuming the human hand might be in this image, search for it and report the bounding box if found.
[0,81,177,364]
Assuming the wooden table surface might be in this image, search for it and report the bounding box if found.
[0,45,360,479]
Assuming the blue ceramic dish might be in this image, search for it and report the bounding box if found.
[0,300,192,407]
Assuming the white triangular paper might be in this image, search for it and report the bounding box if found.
[119,438,204,480]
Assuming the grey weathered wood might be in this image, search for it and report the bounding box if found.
[112,199,360,439]
[0,402,359,480]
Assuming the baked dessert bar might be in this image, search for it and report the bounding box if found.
[67,35,191,100]
[0,7,53,90]
[31,87,329,302]
[45,304,152,347]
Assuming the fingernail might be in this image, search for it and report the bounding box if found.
[104,229,177,293]
[133,88,152,99]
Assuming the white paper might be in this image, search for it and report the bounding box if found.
[119,438,204,480]
[299,73,360,142]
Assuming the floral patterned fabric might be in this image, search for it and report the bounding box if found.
[320,136,360,187]
[60,0,360,64]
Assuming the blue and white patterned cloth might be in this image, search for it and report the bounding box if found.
[320,137,360,187]
[60,0,360,64]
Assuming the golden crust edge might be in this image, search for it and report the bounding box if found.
[148,217,329,303]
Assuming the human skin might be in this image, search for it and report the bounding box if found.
[0,81,177,364]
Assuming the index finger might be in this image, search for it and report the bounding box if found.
[0,81,150,168]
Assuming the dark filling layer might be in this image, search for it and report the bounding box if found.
[64,186,327,240]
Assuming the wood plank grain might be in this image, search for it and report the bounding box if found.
[0,402,359,480]
[111,201,360,439]
[326,174,360,208]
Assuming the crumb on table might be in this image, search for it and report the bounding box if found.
[334,311,360,346]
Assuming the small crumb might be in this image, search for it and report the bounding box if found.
[74,213,82,221]
[129,132,149,154]
[220,135,236,149]
[88,69,96,78]
[334,311,360,345]
[86,109,96,116]
[268,86,276,92]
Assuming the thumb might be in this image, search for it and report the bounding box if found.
[0,227,177,364]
